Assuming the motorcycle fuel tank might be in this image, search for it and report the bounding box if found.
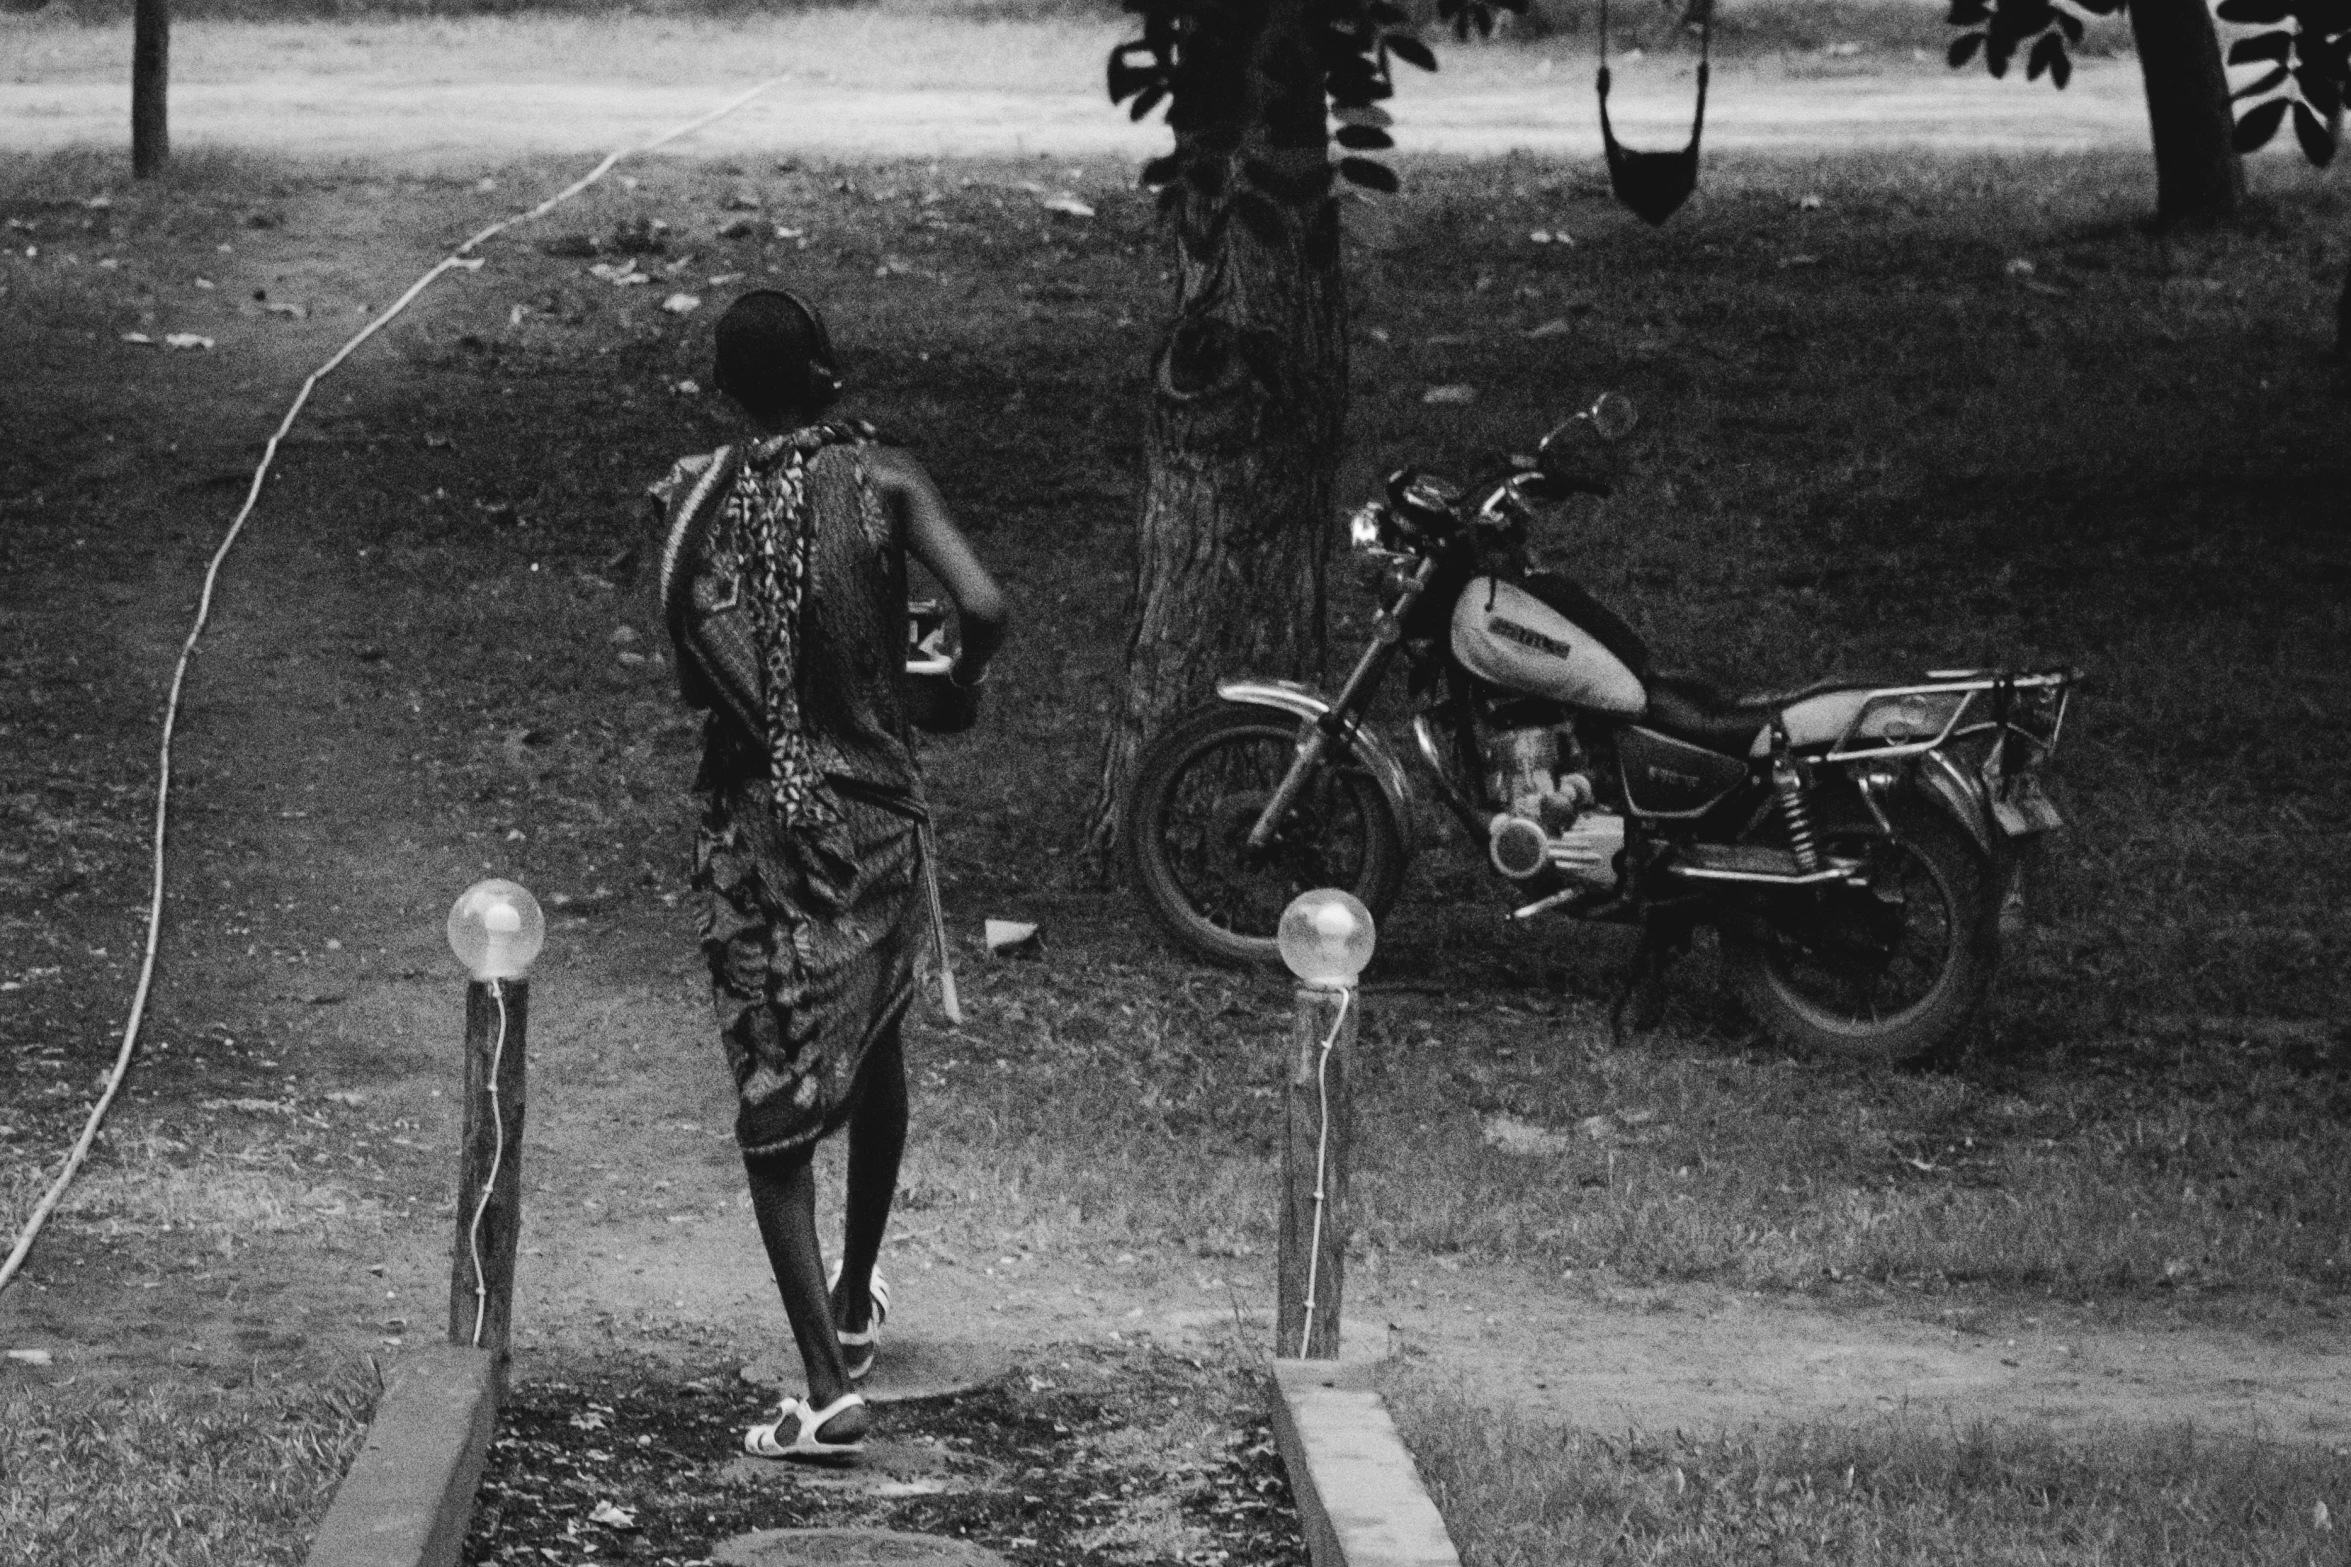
[1451,578,1646,716]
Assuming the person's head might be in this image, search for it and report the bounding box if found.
[712,289,840,429]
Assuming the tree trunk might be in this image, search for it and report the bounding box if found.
[2127,0,2243,228]
[1082,3,1348,868]
[132,0,169,178]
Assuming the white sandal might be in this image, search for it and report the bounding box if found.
[743,1391,868,1462]
[825,1260,890,1382]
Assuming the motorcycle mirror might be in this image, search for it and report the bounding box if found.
[1588,392,1638,442]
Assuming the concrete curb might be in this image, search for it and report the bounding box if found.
[304,1344,501,1567]
[1268,1358,1461,1567]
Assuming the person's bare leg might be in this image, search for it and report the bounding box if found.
[743,1147,867,1438]
[833,1022,907,1335]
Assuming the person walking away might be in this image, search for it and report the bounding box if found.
[649,289,1006,1461]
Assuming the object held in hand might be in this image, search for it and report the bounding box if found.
[905,597,981,733]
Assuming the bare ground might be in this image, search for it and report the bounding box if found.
[0,18,2173,165]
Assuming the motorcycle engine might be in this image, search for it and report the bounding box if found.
[1479,721,1623,891]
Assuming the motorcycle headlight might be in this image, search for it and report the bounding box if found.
[1348,502,1388,551]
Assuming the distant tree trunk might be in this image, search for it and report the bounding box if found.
[1082,2,1347,868]
[2126,0,2243,227]
[132,0,169,177]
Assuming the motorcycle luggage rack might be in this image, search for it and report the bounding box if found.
[1825,669,2074,765]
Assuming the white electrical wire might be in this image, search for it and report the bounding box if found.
[0,73,788,1300]
[465,981,510,1348]
[1296,985,1353,1360]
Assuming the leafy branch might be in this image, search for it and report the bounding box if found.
[1942,0,2350,166]
[1107,0,1529,257]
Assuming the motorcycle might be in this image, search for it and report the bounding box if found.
[1120,395,2075,1063]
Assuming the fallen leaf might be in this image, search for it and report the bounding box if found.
[661,292,702,316]
[1797,193,1825,210]
[985,919,1042,955]
[2004,256,2037,278]
[262,301,307,319]
[1482,1114,1575,1156]
[163,333,214,351]
[1042,195,1096,219]
[1523,318,1573,340]
[118,332,155,346]
[5,1349,53,1366]
[1778,255,1820,268]
[588,1501,637,1530]
[1421,384,1477,405]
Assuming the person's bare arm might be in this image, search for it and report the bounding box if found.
[868,446,1008,685]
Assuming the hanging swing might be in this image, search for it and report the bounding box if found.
[1596,0,1711,225]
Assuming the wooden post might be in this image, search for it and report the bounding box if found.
[448,979,527,1367]
[131,0,168,177]
[1277,982,1353,1360]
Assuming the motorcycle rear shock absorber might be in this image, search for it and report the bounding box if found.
[1772,738,1823,874]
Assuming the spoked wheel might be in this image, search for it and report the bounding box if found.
[1723,800,1997,1065]
[1122,704,1405,968]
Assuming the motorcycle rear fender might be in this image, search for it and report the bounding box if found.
[1215,679,1419,860]
[1908,749,1999,863]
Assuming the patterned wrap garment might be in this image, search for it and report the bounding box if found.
[652,425,926,1160]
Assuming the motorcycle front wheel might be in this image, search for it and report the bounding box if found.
[1123,703,1407,968]
[1721,799,1998,1065]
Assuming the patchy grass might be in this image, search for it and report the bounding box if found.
[0,1369,376,1567]
[4,138,2346,1320]
[1386,1372,2351,1566]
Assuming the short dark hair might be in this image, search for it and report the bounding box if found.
[712,289,839,421]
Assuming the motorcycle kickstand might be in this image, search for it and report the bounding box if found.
[1608,913,1693,1051]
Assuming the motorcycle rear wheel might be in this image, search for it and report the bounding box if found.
[1722,800,1997,1065]
[1123,704,1407,968]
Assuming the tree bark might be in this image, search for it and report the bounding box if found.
[132,0,169,178]
[2126,0,2243,228]
[1083,1,1348,867]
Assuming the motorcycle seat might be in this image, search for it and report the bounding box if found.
[1642,671,1778,757]
[1645,671,1902,757]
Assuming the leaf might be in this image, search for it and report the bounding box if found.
[2050,46,2072,86]
[2227,30,2294,63]
[1335,124,1395,150]
[2027,32,2062,78]
[2292,100,2339,165]
[1949,31,1986,66]
[2215,0,2291,22]
[1141,152,1185,188]
[2300,62,2343,120]
[1946,0,1990,24]
[2233,94,2290,150]
[2232,64,2290,98]
[1986,32,2017,74]
[1385,32,1438,70]
[2055,10,2083,43]
[1129,83,1168,121]
[1338,156,1401,193]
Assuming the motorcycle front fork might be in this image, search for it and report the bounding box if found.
[1243,627,1405,853]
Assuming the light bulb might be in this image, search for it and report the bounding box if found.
[446,879,545,982]
[1277,889,1376,989]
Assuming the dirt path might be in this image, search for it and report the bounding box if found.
[0,48,2166,165]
